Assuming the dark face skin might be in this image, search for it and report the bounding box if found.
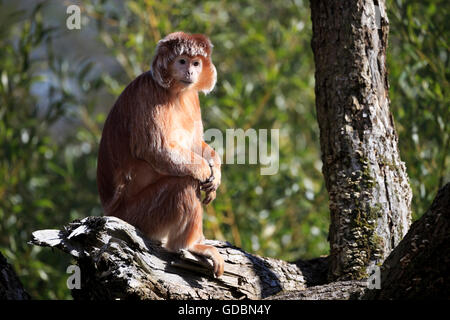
[170,55,203,91]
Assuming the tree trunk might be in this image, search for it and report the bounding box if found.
[30,216,322,300]
[268,183,450,300]
[363,183,450,299]
[310,0,412,281]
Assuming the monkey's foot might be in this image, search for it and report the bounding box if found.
[171,249,220,278]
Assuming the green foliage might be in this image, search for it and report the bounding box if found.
[0,3,72,299]
[387,0,449,218]
[0,0,447,299]
[0,1,104,299]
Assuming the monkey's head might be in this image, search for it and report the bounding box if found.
[150,32,217,94]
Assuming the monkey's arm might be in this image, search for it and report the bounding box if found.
[129,114,212,181]
[138,140,212,182]
[200,141,221,204]
[200,141,221,166]
[201,141,221,181]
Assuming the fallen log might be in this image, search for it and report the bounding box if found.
[30,216,314,299]
[30,183,449,300]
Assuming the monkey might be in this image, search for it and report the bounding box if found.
[96,32,224,277]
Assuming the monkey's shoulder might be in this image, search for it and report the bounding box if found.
[115,71,170,109]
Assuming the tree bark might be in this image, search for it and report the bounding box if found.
[310,0,412,281]
[268,280,367,300]
[269,183,450,300]
[30,216,322,300]
[29,184,449,300]
[363,183,450,299]
[0,252,30,300]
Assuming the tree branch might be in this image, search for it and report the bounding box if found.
[30,216,313,299]
[363,182,450,299]
[29,183,450,300]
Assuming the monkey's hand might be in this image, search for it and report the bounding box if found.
[200,160,221,204]
[202,190,216,205]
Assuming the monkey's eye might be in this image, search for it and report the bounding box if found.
[193,61,200,67]
[179,59,186,65]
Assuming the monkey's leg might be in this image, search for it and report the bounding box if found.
[115,176,195,240]
[188,242,225,277]
[165,195,224,277]
[117,174,224,277]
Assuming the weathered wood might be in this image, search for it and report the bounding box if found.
[268,280,367,300]
[310,0,412,281]
[31,216,315,300]
[29,184,449,300]
[363,183,450,299]
[0,252,30,300]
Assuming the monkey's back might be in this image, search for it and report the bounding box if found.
[97,72,167,213]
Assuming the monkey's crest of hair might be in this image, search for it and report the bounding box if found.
[150,31,217,94]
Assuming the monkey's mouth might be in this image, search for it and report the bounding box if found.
[180,80,193,85]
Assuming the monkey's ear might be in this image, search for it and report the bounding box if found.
[199,61,217,95]
[194,35,216,94]
[151,43,172,88]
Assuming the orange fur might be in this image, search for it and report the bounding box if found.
[97,32,223,277]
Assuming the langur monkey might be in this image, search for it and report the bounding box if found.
[97,32,224,277]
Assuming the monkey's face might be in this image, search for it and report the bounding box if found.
[169,55,203,90]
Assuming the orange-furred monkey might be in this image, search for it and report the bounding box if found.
[97,32,224,277]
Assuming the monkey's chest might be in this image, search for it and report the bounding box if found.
[167,109,203,150]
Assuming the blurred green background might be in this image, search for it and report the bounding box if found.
[0,0,448,299]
